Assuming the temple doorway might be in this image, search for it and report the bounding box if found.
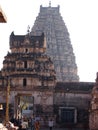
[59,107,77,124]
[15,94,34,119]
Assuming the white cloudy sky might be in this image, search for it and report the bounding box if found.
[0,0,98,82]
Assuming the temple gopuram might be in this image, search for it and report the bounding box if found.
[0,3,95,129]
[30,3,79,82]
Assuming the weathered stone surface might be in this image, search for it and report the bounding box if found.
[89,72,98,130]
[0,32,56,119]
[0,4,95,128]
[30,5,79,82]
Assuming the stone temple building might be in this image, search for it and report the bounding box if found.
[0,3,95,129]
[30,3,79,82]
[0,32,56,118]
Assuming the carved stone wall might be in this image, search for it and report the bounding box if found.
[0,32,56,117]
[89,72,98,130]
[31,5,79,82]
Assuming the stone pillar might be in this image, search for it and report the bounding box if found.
[89,72,98,130]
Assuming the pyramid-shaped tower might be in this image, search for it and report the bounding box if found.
[30,3,79,82]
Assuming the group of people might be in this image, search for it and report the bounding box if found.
[19,115,40,130]
[10,115,54,130]
[10,116,40,130]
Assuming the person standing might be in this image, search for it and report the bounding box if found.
[21,118,28,130]
[30,116,35,130]
[35,120,40,130]
[48,119,53,130]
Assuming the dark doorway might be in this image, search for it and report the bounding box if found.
[59,107,76,124]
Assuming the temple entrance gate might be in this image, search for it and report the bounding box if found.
[15,94,34,119]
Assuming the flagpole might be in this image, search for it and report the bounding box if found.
[5,77,10,125]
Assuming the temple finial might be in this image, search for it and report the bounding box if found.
[27,25,30,34]
[49,1,51,7]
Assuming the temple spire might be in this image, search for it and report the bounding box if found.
[31,3,79,82]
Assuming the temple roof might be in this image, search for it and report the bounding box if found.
[0,6,7,22]
[55,82,94,93]
[10,32,44,42]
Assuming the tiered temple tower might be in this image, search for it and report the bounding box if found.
[0,32,56,118]
[0,4,95,127]
[30,4,79,82]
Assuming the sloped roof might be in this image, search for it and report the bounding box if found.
[0,6,7,22]
[55,82,94,93]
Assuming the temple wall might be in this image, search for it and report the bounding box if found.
[54,92,91,108]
